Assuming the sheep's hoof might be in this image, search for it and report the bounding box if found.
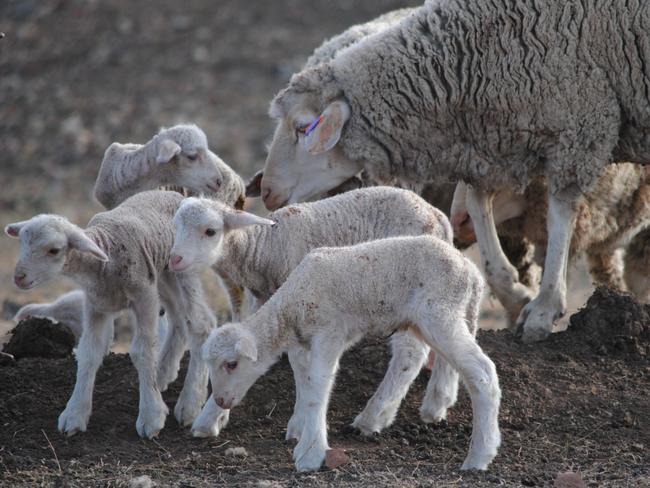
[294,445,326,472]
[191,408,229,438]
[136,402,169,439]
[515,299,561,343]
[58,406,89,436]
[419,406,447,424]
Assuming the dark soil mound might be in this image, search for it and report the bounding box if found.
[3,317,75,360]
[569,287,650,360]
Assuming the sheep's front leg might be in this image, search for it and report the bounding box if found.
[293,336,342,472]
[465,186,536,324]
[286,347,310,440]
[58,305,113,436]
[130,289,168,438]
[517,189,578,342]
[352,330,428,434]
[191,396,230,437]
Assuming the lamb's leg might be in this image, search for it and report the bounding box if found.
[418,318,501,471]
[516,189,578,342]
[352,330,428,434]
[420,353,459,423]
[156,295,188,392]
[286,346,310,440]
[130,289,168,438]
[293,335,342,472]
[191,396,230,438]
[173,278,216,426]
[58,304,113,436]
[15,290,86,339]
[218,273,245,321]
[465,187,535,323]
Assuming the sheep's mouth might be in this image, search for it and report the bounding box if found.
[16,280,36,290]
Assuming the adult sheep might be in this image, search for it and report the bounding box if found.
[260,0,650,342]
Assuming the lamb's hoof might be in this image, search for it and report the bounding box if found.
[351,414,386,436]
[174,396,204,427]
[285,414,304,441]
[191,409,230,438]
[294,441,327,472]
[136,401,169,439]
[58,406,90,436]
[460,452,495,471]
[419,406,447,424]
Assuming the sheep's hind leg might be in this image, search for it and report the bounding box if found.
[419,317,501,470]
[58,304,113,436]
[420,353,459,423]
[465,187,535,324]
[156,283,188,392]
[352,330,428,434]
[516,189,578,342]
[130,289,169,439]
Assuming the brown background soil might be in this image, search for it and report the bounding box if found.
[1,289,649,487]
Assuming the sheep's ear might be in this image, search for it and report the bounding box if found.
[5,221,28,238]
[156,139,182,164]
[223,209,275,230]
[234,335,258,362]
[68,229,109,262]
[302,100,350,155]
[245,171,263,198]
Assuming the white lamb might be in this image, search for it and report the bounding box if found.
[4,190,227,438]
[169,187,455,439]
[203,235,501,472]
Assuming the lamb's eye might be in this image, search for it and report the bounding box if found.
[205,228,216,237]
[48,248,61,256]
[296,125,307,135]
[226,361,238,371]
[187,153,198,161]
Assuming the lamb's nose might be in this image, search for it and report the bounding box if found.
[169,254,183,269]
[14,273,26,286]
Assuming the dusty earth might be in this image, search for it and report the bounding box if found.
[1,288,649,487]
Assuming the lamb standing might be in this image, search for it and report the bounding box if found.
[260,0,650,342]
[203,235,500,472]
[4,191,233,437]
[169,187,456,439]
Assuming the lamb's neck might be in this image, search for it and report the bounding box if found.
[214,225,263,283]
[244,300,294,360]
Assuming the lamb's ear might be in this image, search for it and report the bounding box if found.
[223,209,276,230]
[5,221,28,238]
[245,171,264,198]
[67,228,109,262]
[156,139,182,164]
[234,334,258,362]
[302,100,350,155]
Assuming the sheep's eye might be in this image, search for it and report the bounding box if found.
[205,228,216,237]
[295,125,307,135]
[48,248,61,256]
[226,361,238,371]
[187,153,198,161]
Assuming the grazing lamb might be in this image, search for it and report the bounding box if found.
[170,187,455,439]
[203,235,500,472]
[260,0,650,342]
[450,163,650,319]
[5,191,219,438]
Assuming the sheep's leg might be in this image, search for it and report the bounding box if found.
[58,305,113,436]
[191,396,230,438]
[465,187,535,324]
[516,190,578,342]
[219,274,245,321]
[15,290,86,339]
[420,353,459,423]
[173,276,217,426]
[130,288,168,439]
[352,330,428,434]
[156,282,188,391]
[418,317,501,471]
[587,249,626,291]
[293,335,342,472]
[286,346,310,440]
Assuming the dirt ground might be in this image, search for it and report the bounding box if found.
[1,288,648,487]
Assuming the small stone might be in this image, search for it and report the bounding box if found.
[225,446,248,457]
[128,475,154,488]
[325,448,349,469]
[554,471,586,488]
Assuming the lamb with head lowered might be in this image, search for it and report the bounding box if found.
[203,235,500,472]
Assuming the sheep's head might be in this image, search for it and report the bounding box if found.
[5,215,108,289]
[202,323,272,410]
[170,197,275,272]
[155,124,225,196]
[261,65,362,210]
